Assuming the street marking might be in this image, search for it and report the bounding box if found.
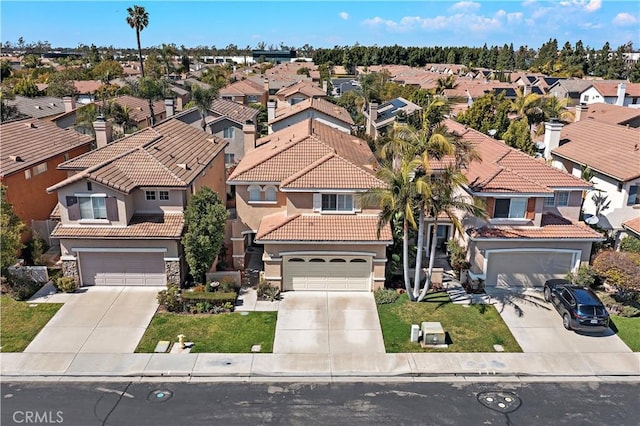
[96,387,134,398]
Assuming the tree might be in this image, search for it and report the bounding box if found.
[91,60,124,81]
[130,76,167,126]
[182,187,228,284]
[502,117,535,155]
[45,75,78,98]
[1,98,21,122]
[191,84,218,131]
[160,43,177,78]
[22,54,41,69]
[1,185,26,273]
[629,61,640,83]
[1,59,12,79]
[126,5,149,77]
[13,76,40,97]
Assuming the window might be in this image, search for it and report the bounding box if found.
[544,196,555,207]
[87,182,92,191]
[145,191,156,201]
[32,163,47,176]
[78,196,106,219]
[330,258,346,263]
[64,153,69,161]
[555,191,569,206]
[288,258,305,262]
[291,97,305,105]
[494,198,527,219]
[247,95,258,103]
[265,186,277,202]
[321,194,353,212]
[223,127,234,138]
[583,95,589,102]
[24,169,31,179]
[248,186,261,202]
[224,153,235,164]
[159,191,169,201]
[628,185,638,206]
[309,258,326,262]
[222,96,233,101]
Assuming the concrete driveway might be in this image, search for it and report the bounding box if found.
[25,286,160,354]
[273,292,385,354]
[487,288,632,353]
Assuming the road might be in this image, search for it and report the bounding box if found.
[1,380,638,425]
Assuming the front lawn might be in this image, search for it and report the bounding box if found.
[611,316,640,352]
[0,295,62,352]
[377,292,521,352]
[136,311,277,353]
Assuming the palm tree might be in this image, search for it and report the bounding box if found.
[191,84,219,131]
[511,86,540,120]
[126,5,149,78]
[435,75,457,94]
[160,43,177,79]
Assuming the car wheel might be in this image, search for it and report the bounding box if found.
[544,287,551,302]
[562,314,572,330]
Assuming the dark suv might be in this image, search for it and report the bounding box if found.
[543,279,610,332]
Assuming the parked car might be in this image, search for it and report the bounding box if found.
[543,279,610,332]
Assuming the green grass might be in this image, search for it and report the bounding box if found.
[611,316,640,352]
[0,295,62,352]
[377,292,522,353]
[136,311,277,353]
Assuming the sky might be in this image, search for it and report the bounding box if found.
[1,1,639,51]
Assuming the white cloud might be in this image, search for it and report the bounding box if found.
[612,12,638,26]
[449,1,481,12]
[339,12,349,20]
[522,0,536,6]
[496,9,506,18]
[559,0,601,12]
[507,12,523,23]
[362,12,502,34]
[579,22,603,29]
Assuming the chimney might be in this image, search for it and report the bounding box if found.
[322,80,328,94]
[93,116,112,148]
[243,120,257,155]
[524,84,531,96]
[263,79,269,94]
[575,103,587,122]
[164,98,175,117]
[543,118,563,160]
[267,100,276,122]
[616,83,626,106]
[367,101,378,138]
[63,96,76,113]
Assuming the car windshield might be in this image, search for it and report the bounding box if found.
[578,305,607,316]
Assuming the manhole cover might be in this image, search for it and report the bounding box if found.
[477,391,521,414]
[147,389,173,403]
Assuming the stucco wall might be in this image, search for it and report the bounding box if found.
[271,111,350,134]
[131,188,184,214]
[190,151,227,204]
[56,180,129,226]
[234,185,286,232]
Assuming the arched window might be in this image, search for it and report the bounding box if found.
[288,258,305,262]
[309,258,326,262]
[265,186,277,202]
[248,185,261,202]
[330,258,346,263]
[350,258,367,263]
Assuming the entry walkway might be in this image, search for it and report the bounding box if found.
[273,292,385,354]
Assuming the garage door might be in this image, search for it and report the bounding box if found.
[80,252,166,286]
[283,256,371,291]
[485,251,575,288]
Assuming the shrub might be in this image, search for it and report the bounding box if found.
[192,284,207,292]
[446,240,469,275]
[182,291,237,313]
[593,251,640,292]
[219,276,241,293]
[205,281,219,292]
[157,284,182,312]
[24,234,49,266]
[565,265,598,288]
[257,280,281,301]
[374,288,399,305]
[55,276,78,293]
[620,236,640,254]
[4,271,43,301]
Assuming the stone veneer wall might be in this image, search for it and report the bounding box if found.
[62,259,80,285]
[165,260,181,287]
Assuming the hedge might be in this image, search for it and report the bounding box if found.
[182,291,238,304]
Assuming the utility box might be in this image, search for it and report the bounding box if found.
[421,322,446,347]
[410,324,420,343]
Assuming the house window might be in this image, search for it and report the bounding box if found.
[64,153,69,161]
[24,169,31,179]
[265,186,277,202]
[494,198,527,219]
[290,97,304,105]
[32,163,47,176]
[583,95,589,102]
[223,127,234,138]
[224,153,235,164]
[555,191,569,206]
[78,196,107,219]
[145,191,156,200]
[544,196,555,207]
[248,185,261,202]
[159,191,169,201]
[87,182,92,191]
[222,96,233,101]
[322,194,353,212]
[247,95,258,103]
[628,185,638,206]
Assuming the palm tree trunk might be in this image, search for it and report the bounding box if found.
[148,99,155,126]
[402,218,414,300]
[137,30,145,78]
[412,207,425,299]
[417,219,439,302]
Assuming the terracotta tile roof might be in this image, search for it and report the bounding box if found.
[269,97,354,126]
[49,202,61,220]
[0,118,93,177]
[51,214,184,239]
[48,119,227,194]
[552,119,640,181]
[228,119,377,188]
[6,95,66,119]
[210,98,259,124]
[591,82,640,97]
[470,214,603,240]
[219,79,264,96]
[276,80,326,98]
[445,120,592,194]
[73,80,102,94]
[256,213,392,242]
[112,95,166,123]
[579,104,640,126]
[622,216,640,236]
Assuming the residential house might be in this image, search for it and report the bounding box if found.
[6,95,66,120]
[72,80,102,104]
[621,216,640,243]
[274,80,327,107]
[219,79,268,106]
[442,120,602,288]
[547,79,594,105]
[0,118,93,242]
[579,82,640,107]
[268,97,353,135]
[46,118,228,287]
[227,119,392,291]
[363,97,422,140]
[544,117,640,236]
[573,102,640,128]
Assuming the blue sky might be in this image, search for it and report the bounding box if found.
[1,1,638,50]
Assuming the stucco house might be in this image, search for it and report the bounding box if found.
[46,118,228,287]
[219,79,268,106]
[363,97,422,140]
[579,82,640,107]
[274,80,327,107]
[441,120,602,288]
[267,97,353,135]
[227,119,392,292]
[0,118,93,243]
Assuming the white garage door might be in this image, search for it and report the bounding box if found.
[80,252,166,286]
[486,251,575,288]
[283,256,371,291]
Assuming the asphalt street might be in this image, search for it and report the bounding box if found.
[1,381,638,425]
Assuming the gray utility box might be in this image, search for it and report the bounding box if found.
[421,322,446,346]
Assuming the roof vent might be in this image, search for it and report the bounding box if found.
[9,155,24,162]
[177,163,191,170]
[34,105,42,109]
[24,122,36,128]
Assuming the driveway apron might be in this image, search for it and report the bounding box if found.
[273,292,385,354]
[487,288,632,353]
[25,286,160,354]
